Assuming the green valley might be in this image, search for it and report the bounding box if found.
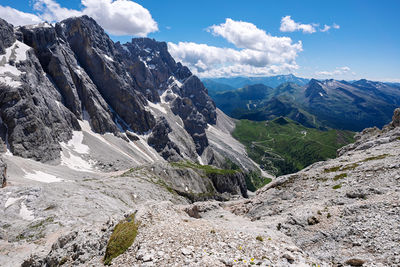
[232,117,355,176]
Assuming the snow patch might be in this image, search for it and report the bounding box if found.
[148,100,167,114]
[0,76,21,87]
[103,54,114,62]
[19,202,34,221]
[59,130,93,171]
[122,45,130,53]
[78,120,155,165]
[0,40,31,87]
[62,131,90,154]
[5,196,23,208]
[54,100,62,109]
[24,170,63,183]
[168,76,182,88]
[60,150,94,172]
[197,155,204,165]
[75,67,83,76]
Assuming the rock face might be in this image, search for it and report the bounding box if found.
[391,107,400,128]
[0,16,219,163]
[0,158,6,187]
[0,19,15,54]
[231,108,400,266]
[147,117,181,161]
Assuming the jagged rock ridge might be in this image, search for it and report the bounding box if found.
[0,16,217,163]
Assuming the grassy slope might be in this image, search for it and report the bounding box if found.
[232,118,355,176]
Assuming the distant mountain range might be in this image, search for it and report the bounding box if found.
[202,74,310,92]
[204,76,400,131]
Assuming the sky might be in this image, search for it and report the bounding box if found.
[0,0,399,81]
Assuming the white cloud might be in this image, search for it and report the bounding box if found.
[315,66,352,77]
[0,6,42,26]
[320,25,331,32]
[280,16,317,34]
[81,0,158,36]
[0,0,158,36]
[280,16,340,33]
[33,0,81,21]
[168,18,302,78]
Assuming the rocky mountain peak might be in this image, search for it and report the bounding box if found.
[0,18,15,54]
[0,15,221,163]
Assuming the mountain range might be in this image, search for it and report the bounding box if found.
[0,15,399,267]
[202,74,310,90]
[207,77,400,131]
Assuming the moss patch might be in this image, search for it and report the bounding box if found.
[324,166,341,173]
[120,167,143,177]
[104,214,139,265]
[333,173,347,181]
[341,163,359,171]
[360,154,389,162]
[171,161,238,175]
[332,184,342,190]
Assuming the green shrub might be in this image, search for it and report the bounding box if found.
[171,161,238,175]
[332,184,342,190]
[360,154,389,162]
[104,214,139,265]
[256,235,264,242]
[324,166,341,173]
[333,173,347,181]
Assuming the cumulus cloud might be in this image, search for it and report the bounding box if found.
[168,18,302,78]
[0,5,42,26]
[280,16,340,33]
[315,66,352,77]
[0,0,158,36]
[33,0,81,21]
[280,16,317,34]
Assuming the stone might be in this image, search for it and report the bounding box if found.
[345,258,366,266]
[307,216,320,225]
[282,252,295,263]
[183,205,201,219]
[391,108,400,128]
[181,248,192,256]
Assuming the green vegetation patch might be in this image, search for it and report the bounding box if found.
[333,173,347,181]
[232,118,355,177]
[120,166,143,177]
[104,214,139,265]
[341,163,359,171]
[332,184,342,190]
[171,161,238,175]
[324,166,342,173]
[360,154,389,162]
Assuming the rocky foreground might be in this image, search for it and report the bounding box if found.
[1,110,399,266]
[108,109,400,267]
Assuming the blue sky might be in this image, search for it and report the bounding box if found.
[0,0,399,81]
